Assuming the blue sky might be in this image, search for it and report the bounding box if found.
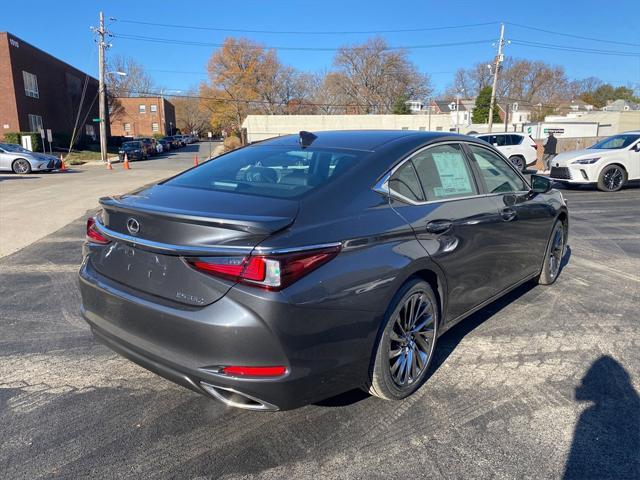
[2,0,639,95]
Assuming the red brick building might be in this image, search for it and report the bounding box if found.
[0,32,100,141]
[109,97,176,137]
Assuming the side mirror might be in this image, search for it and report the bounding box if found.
[531,174,552,194]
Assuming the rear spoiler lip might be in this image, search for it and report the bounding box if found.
[99,196,296,235]
[92,216,340,257]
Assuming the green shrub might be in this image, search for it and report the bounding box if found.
[152,133,164,140]
[2,132,43,152]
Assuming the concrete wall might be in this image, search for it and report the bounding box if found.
[243,114,454,143]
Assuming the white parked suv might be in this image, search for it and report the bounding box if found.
[473,133,538,171]
[549,131,640,192]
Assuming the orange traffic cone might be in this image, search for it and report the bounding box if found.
[107,160,113,170]
[194,155,199,167]
[59,154,67,171]
[123,153,131,170]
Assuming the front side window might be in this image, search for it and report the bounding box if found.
[139,105,146,114]
[165,146,367,199]
[469,145,527,193]
[23,71,39,98]
[412,143,477,200]
[28,114,43,132]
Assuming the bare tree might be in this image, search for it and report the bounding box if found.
[446,57,572,106]
[172,90,211,135]
[106,55,156,122]
[330,37,432,113]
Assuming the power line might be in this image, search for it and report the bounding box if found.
[114,19,498,35]
[111,33,494,51]
[506,22,640,48]
[510,39,640,57]
[117,88,582,111]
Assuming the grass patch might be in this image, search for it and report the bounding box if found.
[62,149,117,165]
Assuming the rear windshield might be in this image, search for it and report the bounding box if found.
[123,141,141,148]
[165,145,368,199]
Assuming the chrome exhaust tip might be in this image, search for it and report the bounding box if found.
[200,382,279,411]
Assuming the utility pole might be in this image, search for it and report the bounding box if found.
[93,12,109,163]
[488,22,505,133]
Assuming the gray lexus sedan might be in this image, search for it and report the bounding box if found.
[79,130,568,411]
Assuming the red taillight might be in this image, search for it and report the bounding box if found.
[86,217,110,244]
[188,245,341,291]
[221,365,286,377]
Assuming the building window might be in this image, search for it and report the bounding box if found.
[28,114,43,132]
[139,105,146,113]
[151,123,159,132]
[85,125,96,137]
[23,71,39,98]
[124,123,131,133]
[150,104,157,112]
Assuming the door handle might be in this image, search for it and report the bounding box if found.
[426,219,453,234]
[501,207,517,221]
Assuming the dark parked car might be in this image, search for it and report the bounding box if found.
[164,136,181,149]
[158,138,171,152]
[138,137,157,156]
[118,140,147,161]
[80,130,568,411]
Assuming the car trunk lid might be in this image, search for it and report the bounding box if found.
[91,184,298,305]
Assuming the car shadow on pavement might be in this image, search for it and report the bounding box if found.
[562,356,640,479]
[0,175,41,181]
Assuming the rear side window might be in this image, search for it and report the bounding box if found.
[412,144,478,200]
[389,162,424,202]
[509,135,524,145]
[165,145,367,199]
[468,145,527,193]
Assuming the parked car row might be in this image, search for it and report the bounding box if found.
[118,135,199,162]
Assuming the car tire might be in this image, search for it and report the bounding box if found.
[536,220,566,285]
[366,279,438,401]
[12,158,32,174]
[509,155,526,172]
[597,164,626,192]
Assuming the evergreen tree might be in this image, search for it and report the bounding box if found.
[392,95,412,114]
[472,86,500,123]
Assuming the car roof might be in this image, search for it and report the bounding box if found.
[473,132,524,136]
[253,130,461,151]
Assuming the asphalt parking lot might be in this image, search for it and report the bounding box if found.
[1,181,638,479]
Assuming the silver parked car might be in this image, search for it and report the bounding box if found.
[0,143,62,174]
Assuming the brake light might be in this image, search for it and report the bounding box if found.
[188,245,341,291]
[221,365,286,377]
[86,217,110,244]
[529,136,539,149]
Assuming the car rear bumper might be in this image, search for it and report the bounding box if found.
[78,257,373,410]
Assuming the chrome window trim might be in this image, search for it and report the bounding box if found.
[93,217,341,255]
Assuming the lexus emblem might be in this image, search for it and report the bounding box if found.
[126,217,140,235]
